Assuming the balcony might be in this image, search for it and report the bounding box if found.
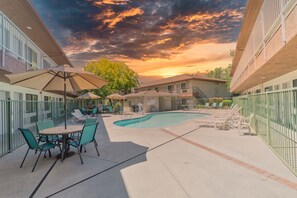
[231,0,297,92]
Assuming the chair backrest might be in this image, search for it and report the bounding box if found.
[36,120,54,133]
[79,123,99,145]
[92,107,98,114]
[75,109,85,117]
[80,108,87,115]
[85,118,97,125]
[18,128,40,150]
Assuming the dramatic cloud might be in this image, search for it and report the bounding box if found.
[32,0,246,78]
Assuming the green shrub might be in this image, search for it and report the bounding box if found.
[208,97,224,104]
[196,104,205,109]
[104,99,111,107]
[113,102,122,114]
[222,99,233,107]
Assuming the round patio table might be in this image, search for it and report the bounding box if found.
[39,125,83,162]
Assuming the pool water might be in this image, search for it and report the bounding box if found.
[114,112,206,128]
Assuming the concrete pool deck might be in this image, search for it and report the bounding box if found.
[1,109,297,197]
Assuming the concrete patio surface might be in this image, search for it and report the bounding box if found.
[1,109,297,198]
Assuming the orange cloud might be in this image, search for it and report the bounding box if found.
[101,7,144,28]
[93,0,130,6]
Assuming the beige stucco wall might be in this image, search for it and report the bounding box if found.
[190,80,229,98]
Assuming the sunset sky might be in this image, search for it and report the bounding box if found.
[32,0,246,82]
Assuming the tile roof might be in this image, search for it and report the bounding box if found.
[139,74,226,88]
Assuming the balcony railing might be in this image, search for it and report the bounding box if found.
[231,0,297,91]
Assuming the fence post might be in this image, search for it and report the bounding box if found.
[7,98,12,152]
[266,93,271,145]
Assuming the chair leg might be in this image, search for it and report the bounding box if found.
[32,151,42,172]
[77,147,83,164]
[48,150,52,158]
[35,139,41,154]
[20,148,30,168]
[94,141,100,156]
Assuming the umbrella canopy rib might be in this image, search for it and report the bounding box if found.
[10,71,47,85]
[41,72,60,91]
[77,73,105,88]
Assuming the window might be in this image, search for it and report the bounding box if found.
[43,59,51,69]
[168,85,173,91]
[255,89,261,94]
[44,96,51,111]
[274,85,279,91]
[4,28,10,51]
[26,94,38,113]
[155,87,159,91]
[293,79,297,88]
[28,47,38,69]
[13,35,23,58]
[181,83,187,90]
[264,86,272,92]
[282,81,290,89]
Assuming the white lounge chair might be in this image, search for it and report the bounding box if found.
[238,114,254,135]
[197,107,242,130]
[71,112,87,123]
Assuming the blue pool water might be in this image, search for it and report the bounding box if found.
[114,112,206,128]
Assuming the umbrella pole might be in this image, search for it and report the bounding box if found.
[64,73,67,129]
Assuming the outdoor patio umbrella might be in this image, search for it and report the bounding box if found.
[5,65,107,129]
[106,93,126,100]
[76,92,101,100]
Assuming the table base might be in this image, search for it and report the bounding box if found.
[56,151,76,160]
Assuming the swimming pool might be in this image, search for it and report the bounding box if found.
[114,112,206,128]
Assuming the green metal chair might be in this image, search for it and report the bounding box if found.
[84,118,97,125]
[18,128,56,172]
[92,107,98,116]
[36,120,60,143]
[68,123,99,164]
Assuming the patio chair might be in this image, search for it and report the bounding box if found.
[212,103,217,108]
[197,107,242,129]
[36,120,61,156]
[18,128,56,172]
[218,102,223,108]
[238,114,254,135]
[71,112,87,123]
[205,103,210,109]
[80,107,87,115]
[68,123,100,164]
[92,107,98,116]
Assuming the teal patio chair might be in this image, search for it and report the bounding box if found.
[84,118,97,125]
[80,107,87,115]
[68,123,99,164]
[19,128,56,172]
[92,107,98,116]
[36,120,60,143]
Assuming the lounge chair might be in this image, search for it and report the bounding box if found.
[212,103,217,108]
[238,114,254,135]
[18,128,56,172]
[218,102,223,108]
[197,107,242,129]
[205,103,210,109]
[71,112,87,123]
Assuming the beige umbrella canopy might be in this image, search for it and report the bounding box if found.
[5,65,107,128]
[76,92,101,100]
[106,93,126,100]
[125,90,178,98]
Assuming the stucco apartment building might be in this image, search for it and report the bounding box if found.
[231,0,297,94]
[0,1,73,135]
[231,0,297,175]
[137,74,229,109]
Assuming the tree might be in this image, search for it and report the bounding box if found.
[206,49,234,92]
[84,58,139,98]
